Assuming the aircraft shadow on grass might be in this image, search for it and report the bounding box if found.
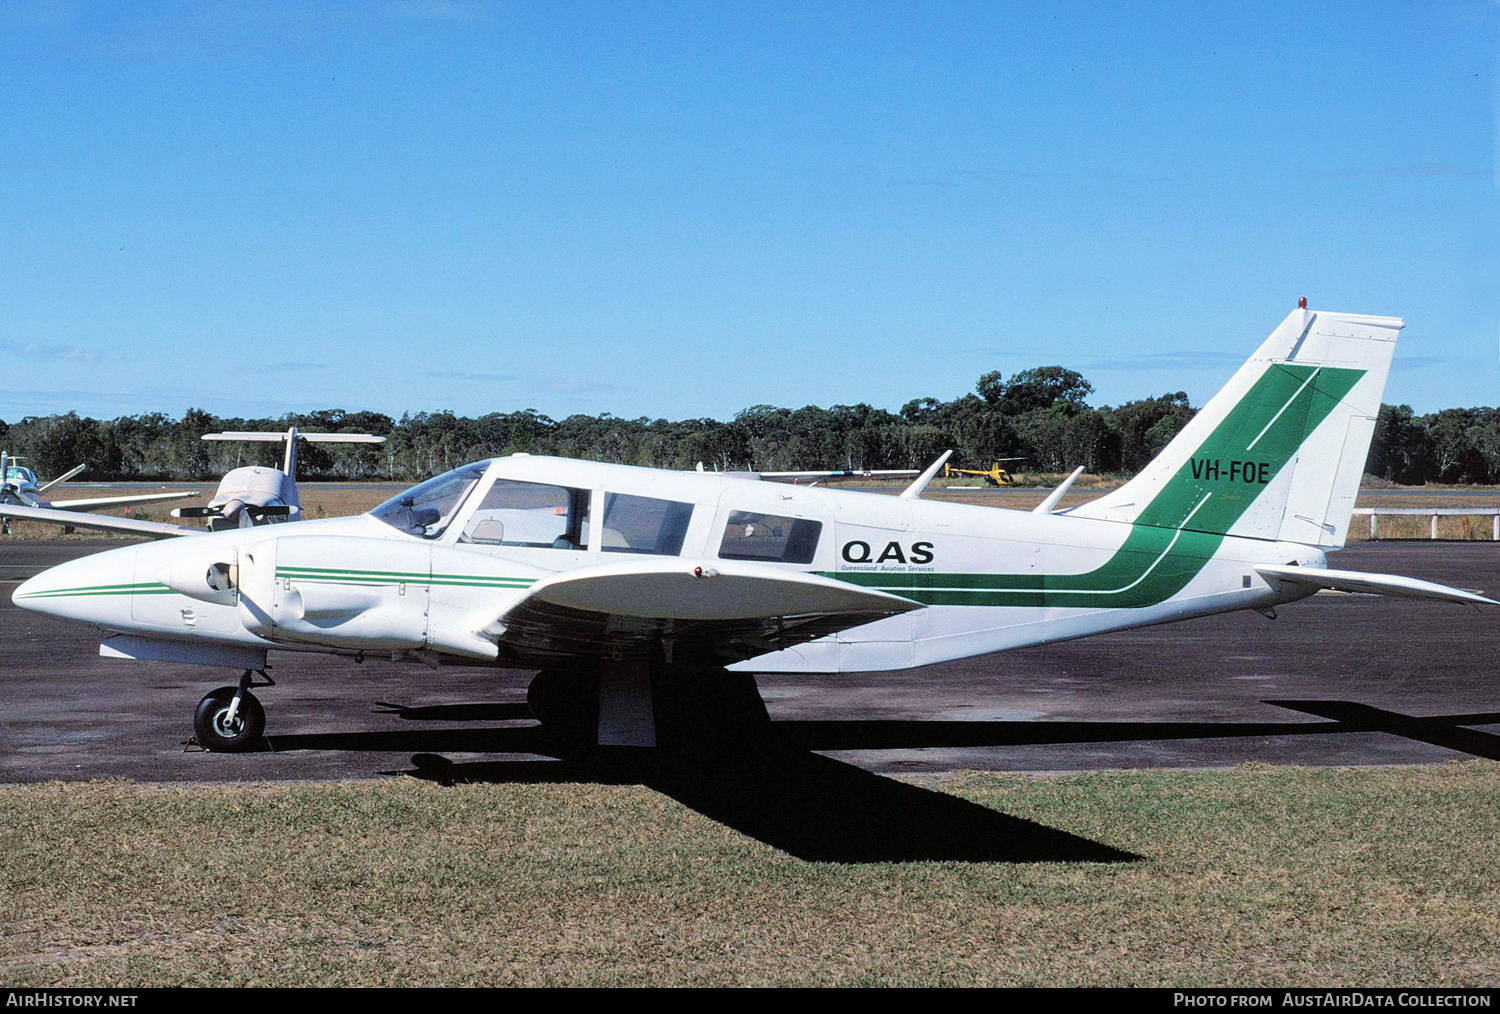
[267,718,1138,864]
[262,700,1500,864]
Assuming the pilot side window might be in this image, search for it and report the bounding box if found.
[601,493,694,555]
[718,510,822,564]
[459,478,591,549]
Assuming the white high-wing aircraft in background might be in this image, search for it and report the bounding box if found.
[0,452,197,534]
[0,427,384,538]
[12,305,1495,753]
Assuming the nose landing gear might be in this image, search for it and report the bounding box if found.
[193,669,273,752]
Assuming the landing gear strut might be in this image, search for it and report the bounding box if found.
[526,663,770,751]
[193,669,272,752]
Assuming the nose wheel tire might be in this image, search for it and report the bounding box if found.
[193,686,266,752]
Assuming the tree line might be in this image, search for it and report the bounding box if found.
[2,366,1495,485]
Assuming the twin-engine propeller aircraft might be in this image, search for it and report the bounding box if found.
[0,452,197,535]
[12,304,1496,753]
[0,427,384,538]
[175,427,386,530]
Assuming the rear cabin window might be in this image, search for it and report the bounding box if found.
[459,478,591,549]
[718,510,822,564]
[601,493,694,555]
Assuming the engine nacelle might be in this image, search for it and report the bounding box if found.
[237,534,430,651]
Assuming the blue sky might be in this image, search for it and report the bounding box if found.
[1,1,1496,424]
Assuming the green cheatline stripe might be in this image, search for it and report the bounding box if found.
[432,571,534,587]
[827,363,1365,609]
[277,565,429,580]
[16,581,173,600]
[276,565,534,589]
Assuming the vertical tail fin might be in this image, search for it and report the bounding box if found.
[1068,306,1401,547]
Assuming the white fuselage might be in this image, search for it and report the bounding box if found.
[15,454,1326,675]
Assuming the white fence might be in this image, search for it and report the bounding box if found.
[1351,507,1500,541]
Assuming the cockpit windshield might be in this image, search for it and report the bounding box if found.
[369,463,487,539]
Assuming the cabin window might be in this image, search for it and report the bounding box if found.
[458,478,591,549]
[601,493,694,555]
[370,464,486,539]
[718,511,822,564]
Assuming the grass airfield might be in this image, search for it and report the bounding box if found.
[3,762,1498,987]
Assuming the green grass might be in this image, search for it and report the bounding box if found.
[3,763,1498,986]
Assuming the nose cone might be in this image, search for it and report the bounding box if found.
[12,545,141,625]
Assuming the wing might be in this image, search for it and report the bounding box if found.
[757,469,920,480]
[1254,564,1497,606]
[46,491,200,512]
[492,557,921,666]
[0,503,202,539]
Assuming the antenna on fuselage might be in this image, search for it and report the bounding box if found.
[1033,466,1085,514]
[899,450,953,500]
[282,426,298,478]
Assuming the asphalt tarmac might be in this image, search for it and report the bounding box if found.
[3,539,1498,785]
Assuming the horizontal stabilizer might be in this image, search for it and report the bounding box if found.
[201,432,386,443]
[0,504,200,539]
[1254,564,1497,606]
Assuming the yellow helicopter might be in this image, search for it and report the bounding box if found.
[942,459,1026,486]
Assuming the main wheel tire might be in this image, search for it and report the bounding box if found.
[193,686,266,752]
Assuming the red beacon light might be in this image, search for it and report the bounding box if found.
[1298,296,1307,309]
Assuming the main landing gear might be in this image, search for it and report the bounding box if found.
[193,669,274,752]
[526,663,770,751]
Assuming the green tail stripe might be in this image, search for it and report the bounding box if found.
[829,363,1364,609]
[1133,364,1363,533]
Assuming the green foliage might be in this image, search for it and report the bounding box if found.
[977,366,1094,415]
[1,369,1491,483]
